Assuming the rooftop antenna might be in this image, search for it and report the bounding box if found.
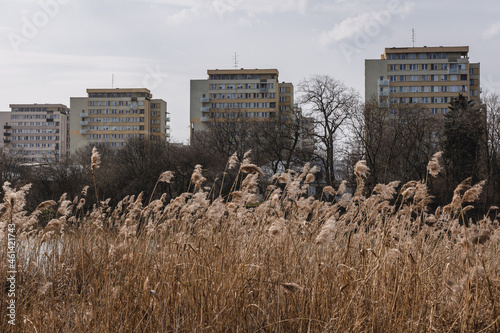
[411,28,416,47]
[233,52,239,69]
[112,73,116,88]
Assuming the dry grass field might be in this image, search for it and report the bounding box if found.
[1,150,499,332]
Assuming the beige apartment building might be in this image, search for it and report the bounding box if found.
[365,46,480,114]
[4,104,69,163]
[0,111,11,148]
[190,68,294,140]
[70,88,169,153]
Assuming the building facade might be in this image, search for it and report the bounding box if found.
[0,112,11,148]
[365,46,480,114]
[70,88,169,153]
[4,104,69,163]
[190,68,294,140]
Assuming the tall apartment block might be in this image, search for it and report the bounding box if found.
[0,111,11,148]
[190,68,294,140]
[2,104,69,163]
[70,88,169,153]
[365,46,480,114]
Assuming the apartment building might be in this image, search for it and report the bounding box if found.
[365,46,480,114]
[0,111,11,148]
[70,88,169,153]
[190,68,294,140]
[4,104,69,163]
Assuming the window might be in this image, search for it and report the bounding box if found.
[450,86,458,92]
[450,75,458,81]
[421,64,428,70]
[388,54,397,60]
[430,64,438,70]
[439,53,447,59]
[390,98,398,104]
[441,108,448,114]
[227,93,235,99]
[409,64,418,70]
[429,53,437,59]
[409,75,419,81]
[408,53,417,59]
[431,108,438,115]
[219,94,225,99]
[398,54,406,59]
[389,64,397,71]
[441,86,447,92]
[227,84,235,89]
[399,75,407,82]
[389,76,397,82]
[440,75,447,81]
[409,86,419,92]
[390,86,397,93]
[411,97,419,103]
[440,64,448,70]
[218,84,225,89]
[400,64,407,70]
[280,96,287,102]
[237,84,243,89]
[421,97,429,103]
[280,87,287,93]
[390,109,397,115]
[421,75,428,81]
[418,53,427,59]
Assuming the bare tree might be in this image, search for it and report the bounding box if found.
[355,100,443,187]
[298,75,361,186]
[482,90,500,203]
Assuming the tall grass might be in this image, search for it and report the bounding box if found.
[0,154,499,332]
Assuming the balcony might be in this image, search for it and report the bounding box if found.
[80,112,89,117]
[201,97,209,103]
[4,132,11,136]
[448,68,459,74]
[80,121,88,126]
[379,91,389,97]
[201,115,210,122]
[47,118,54,122]
[166,125,170,130]
[166,117,171,122]
[378,79,389,86]
[80,129,88,134]
[3,139,11,143]
[3,125,11,129]
[260,88,268,92]
[201,106,209,112]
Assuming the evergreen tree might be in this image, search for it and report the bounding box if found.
[443,94,486,184]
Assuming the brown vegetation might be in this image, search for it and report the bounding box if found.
[1,152,499,332]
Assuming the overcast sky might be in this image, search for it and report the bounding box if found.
[1,0,500,143]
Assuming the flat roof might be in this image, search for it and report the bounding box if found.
[86,88,151,93]
[385,46,469,54]
[207,68,279,75]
